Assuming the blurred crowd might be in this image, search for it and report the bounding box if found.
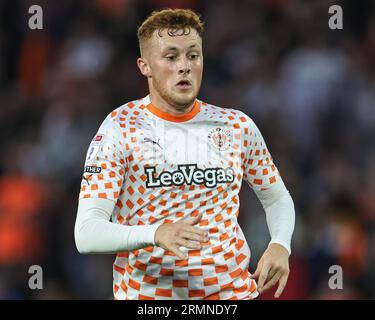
[0,0,374,299]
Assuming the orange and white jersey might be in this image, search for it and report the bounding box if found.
[79,95,281,300]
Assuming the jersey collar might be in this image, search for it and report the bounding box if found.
[144,95,200,123]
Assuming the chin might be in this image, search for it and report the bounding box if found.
[171,92,197,108]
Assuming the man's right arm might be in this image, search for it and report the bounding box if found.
[74,197,208,258]
[74,198,158,254]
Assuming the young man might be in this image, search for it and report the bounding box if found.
[75,9,295,300]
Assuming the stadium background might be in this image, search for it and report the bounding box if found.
[0,0,374,300]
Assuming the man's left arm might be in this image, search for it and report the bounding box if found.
[252,179,295,298]
[240,113,295,298]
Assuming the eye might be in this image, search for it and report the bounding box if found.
[165,55,176,61]
[189,53,199,60]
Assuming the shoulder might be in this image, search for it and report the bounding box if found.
[200,100,256,129]
[96,98,145,141]
[105,98,145,124]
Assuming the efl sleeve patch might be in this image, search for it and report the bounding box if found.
[79,120,126,203]
[85,134,105,163]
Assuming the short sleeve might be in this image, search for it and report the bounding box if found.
[79,116,126,202]
[242,116,281,191]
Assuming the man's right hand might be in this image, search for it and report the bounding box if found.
[154,213,208,259]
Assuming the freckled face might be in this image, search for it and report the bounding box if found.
[142,28,203,110]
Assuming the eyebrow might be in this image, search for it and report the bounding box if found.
[164,44,199,52]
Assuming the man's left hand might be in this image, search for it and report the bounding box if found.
[251,243,290,298]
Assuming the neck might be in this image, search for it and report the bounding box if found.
[149,90,195,116]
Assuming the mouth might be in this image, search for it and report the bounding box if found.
[176,80,192,89]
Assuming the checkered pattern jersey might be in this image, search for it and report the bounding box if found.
[79,95,281,300]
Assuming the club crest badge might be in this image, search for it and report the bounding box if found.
[207,127,231,151]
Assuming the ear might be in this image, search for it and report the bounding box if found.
[137,57,152,78]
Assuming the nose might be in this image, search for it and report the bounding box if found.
[178,57,191,75]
